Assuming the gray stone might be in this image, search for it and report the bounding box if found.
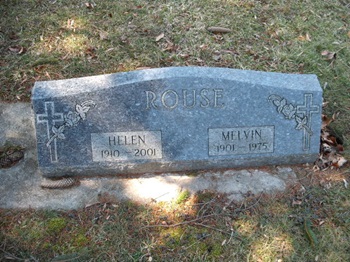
[31,67,322,177]
[0,102,298,210]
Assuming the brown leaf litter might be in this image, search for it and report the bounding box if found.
[314,113,347,171]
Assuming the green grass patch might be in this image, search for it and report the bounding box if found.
[1,181,350,260]
[175,190,191,204]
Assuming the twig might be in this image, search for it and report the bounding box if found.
[193,222,243,241]
[237,193,263,212]
[85,201,101,208]
[140,214,216,229]
[196,199,216,216]
[0,248,31,261]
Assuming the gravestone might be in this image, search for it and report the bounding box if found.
[31,67,322,177]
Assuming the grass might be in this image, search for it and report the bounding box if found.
[1,178,350,261]
[1,0,349,148]
[0,0,349,261]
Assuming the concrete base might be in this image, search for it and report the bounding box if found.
[0,103,297,210]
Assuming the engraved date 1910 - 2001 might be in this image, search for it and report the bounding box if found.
[91,131,162,162]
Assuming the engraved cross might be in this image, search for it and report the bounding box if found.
[296,94,320,151]
[36,102,64,162]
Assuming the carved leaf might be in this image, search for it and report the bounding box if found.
[268,95,282,102]
[295,115,308,130]
[81,100,96,107]
[52,125,65,140]
[52,126,59,135]
[75,104,87,120]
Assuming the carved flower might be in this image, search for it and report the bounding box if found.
[281,104,296,119]
[276,98,287,113]
[65,111,81,127]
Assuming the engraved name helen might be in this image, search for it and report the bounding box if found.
[208,126,275,156]
[91,131,162,162]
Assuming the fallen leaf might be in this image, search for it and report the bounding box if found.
[343,179,348,188]
[85,2,94,9]
[67,18,74,29]
[207,26,231,33]
[321,114,333,128]
[9,32,19,40]
[331,155,347,168]
[298,33,311,41]
[292,199,303,206]
[162,41,178,52]
[179,53,190,59]
[136,67,152,70]
[105,48,115,53]
[199,44,208,50]
[155,33,164,42]
[321,50,336,60]
[8,46,26,54]
[212,54,221,61]
[305,33,311,41]
[99,31,109,40]
[85,47,97,58]
[318,220,325,226]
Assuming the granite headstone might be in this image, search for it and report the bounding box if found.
[31,67,322,177]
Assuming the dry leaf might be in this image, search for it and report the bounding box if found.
[321,50,336,60]
[162,41,178,52]
[8,46,26,54]
[321,114,333,128]
[67,18,74,29]
[179,53,190,59]
[292,199,303,206]
[331,155,347,168]
[207,26,231,33]
[85,2,94,9]
[85,47,97,58]
[9,32,19,40]
[298,33,311,41]
[105,48,115,53]
[155,33,164,42]
[318,220,325,226]
[305,33,311,41]
[99,31,109,40]
[213,54,221,61]
[136,67,152,70]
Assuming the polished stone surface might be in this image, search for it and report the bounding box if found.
[31,67,322,177]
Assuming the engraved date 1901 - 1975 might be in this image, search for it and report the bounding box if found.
[209,126,274,156]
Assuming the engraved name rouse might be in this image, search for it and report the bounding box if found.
[145,88,225,110]
[91,131,163,162]
[209,126,275,156]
